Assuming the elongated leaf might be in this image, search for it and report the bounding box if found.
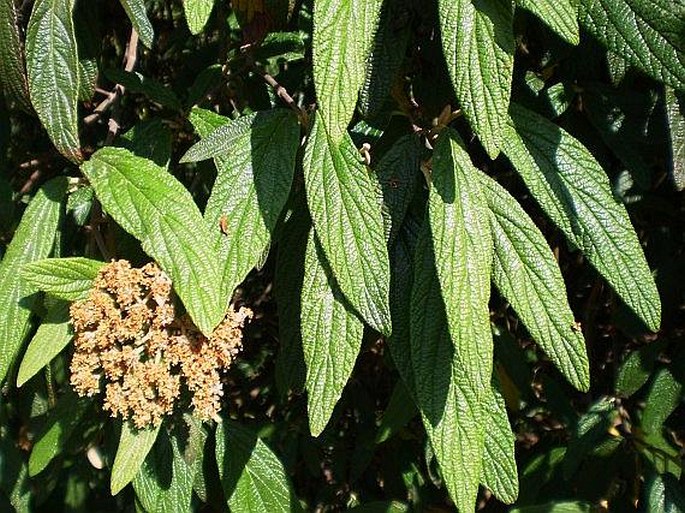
[303,111,391,335]
[215,420,301,513]
[81,148,224,336]
[183,0,214,35]
[438,0,514,158]
[301,228,364,436]
[119,0,154,48]
[615,341,666,397]
[516,0,579,44]
[26,0,82,163]
[481,382,518,503]
[28,391,90,476]
[645,472,685,513]
[313,0,383,138]
[111,421,161,495]
[350,502,409,513]
[665,86,685,191]
[642,368,683,435]
[121,119,173,169]
[375,381,417,444]
[185,109,298,301]
[503,103,661,331]
[511,502,592,513]
[0,0,31,110]
[104,69,181,110]
[579,0,685,90]
[21,257,104,301]
[133,429,196,513]
[480,173,589,391]
[17,300,72,387]
[0,177,67,384]
[410,129,493,512]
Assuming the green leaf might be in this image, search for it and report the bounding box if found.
[516,0,579,44]
[480,173,589,391]
[481,381,518,504]
[21,257,104,301]
[119,0,154,48]
[120,119,172,169]
[16,300,72,387]
[349,501,409,513]
[25,0,82,163]
[132,429,196,513]
[301,228,364,436]
[511,502,592,513]
[215,420,301,513]
[641,368,683,435]
[81,148,224,336]
[313,0,383,138]
[104,69,181,110]
[0,0,31,111]
[182,0,214,35]
[28,391,90,476]
[645,471,685,512]
[665,86,685,191]
[111,421,161,495]
[303,111,391,336]
[375,381,417,444]
[578,0,685,90]
[438,0,515,158]
[615,341,666,397]
[67,186,94,226]
[503,102,661,332]
[0,176,67,384]
[185,109,298,300]
[410,129,493,512]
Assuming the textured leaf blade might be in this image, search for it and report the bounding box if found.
[665,86,685,191]
[511,502,592,513]
[0,177,67,384]
[313,0,383,138]
[645,472,685,513]
[17,300,72,387]
[438,0,515,158]
[516,0,579,44]
[183,0,214,35]
[503,102,661,332]
[0,0,31,110]
[579,0,685,90]
[215,420,301,513]
[480,173,589,391]
[21,257,104,301]
[301,228,364,436]
[26,0,82,163]
[81,148,224,335]
[410,129,493,512]
[641,368,683,435]
[111,421,161,495]
[303,111,391,336]
[481,381,518,504]
[119,0,154,48]
[186,109,298,300]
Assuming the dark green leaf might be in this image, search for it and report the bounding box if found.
[303,111,391,336]
[0,0,31,110]
[645,472,685,513]
[349,501,409,513]
[111,421,161,495]
[104,69,181,110]
[511,502,592,513]
[375,381,416,444]
[438,0,515,158]
[21,257,104,301]
[119,0,154,48]
[665,86,685,191]
[503,102,661,332]
[215,420,301,513]
[120,119,172,169]
[81,148,224,336]
[66,186,94,226]
[0,177,67,384]
[615,341,666,397]
[641,368,683,434]
[516,0,579,44]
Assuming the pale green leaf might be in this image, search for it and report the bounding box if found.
[410,129,493,512]
[28,391,90,476]
[438,0,515,158]
[480,173,589,391]
[81,148,224,335]
[313,0,383,138]
[132,429,196,513]
[183,0,214,35]
[17,300,72,387]
[26,0,82,163]
[516,0,579,44]
[579,0,685,90]
[301,228,364,436]
[0,0,31,110]
[303,111,391,335]
[21,257,104,301]
[503,102,661,332]
[481,381,518,504]
[119,0,154,48]
[185,109,298,300]
[0,177,67,384]
[215,420,301,513]
[111,421,161,495]
[665,86,685,191]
